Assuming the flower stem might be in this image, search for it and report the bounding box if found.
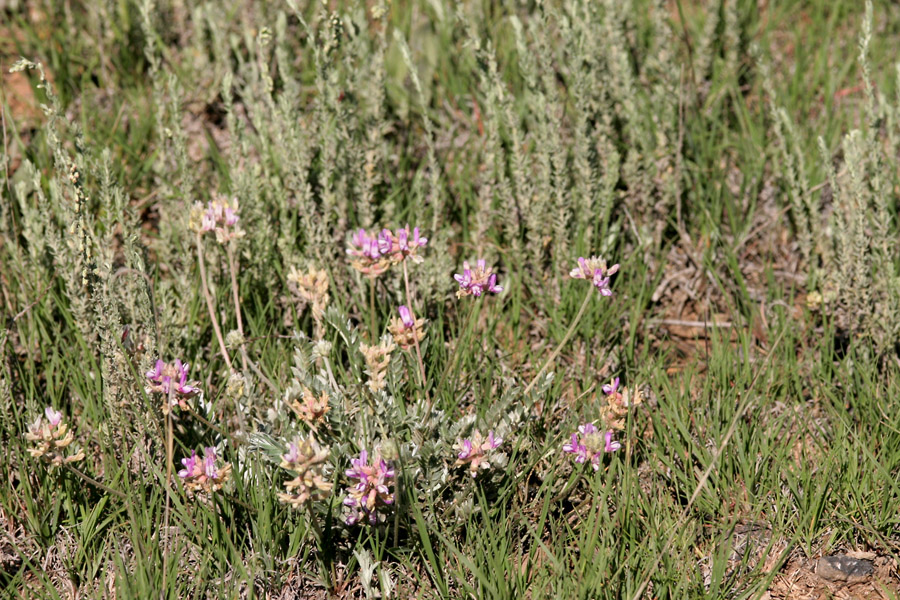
[401,261,428,399]
[226,244,249,373]
[196,232,233,371]
[393,458,402,546]
[369,277,377,342]
[523,287,594,396]
[437,298,481,393]
[184,405,229,439]
[63,464,126,499]
[161,405,174,599]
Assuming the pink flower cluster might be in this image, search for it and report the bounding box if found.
[454,430,502,478]
[342,450,396,525]
[569,256,619,296]
[453,259,503,298]
[194,197,245,243]
[178,447,231,493]
[347,225,428,277]
[562,423,620,470]
[145,359,199,414]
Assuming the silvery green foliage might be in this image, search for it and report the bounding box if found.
[766,3,900,353]
[353,547,394,599]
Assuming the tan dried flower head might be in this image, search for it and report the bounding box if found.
[278,437,333,508]
[359,337,396,393]
[287,266,330,317]
[388,305,426,351]
[25,407,85,466]
[598,379,643,431]
[290,386,331,426]
[287,265,331,338]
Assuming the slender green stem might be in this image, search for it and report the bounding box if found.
[437,298,481,393]
[63,463,126,499]
[240,347,280,396]
[523,287,594,396]
[393,453,403,547]
[226,244,249,373]
[369,277,377,341]
[401,261,429,400]
[161,405,173,600]
[196,232,233,370]
[184,405,229,439]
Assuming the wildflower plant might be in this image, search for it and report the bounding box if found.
[190,196,246,244]
[343,449,396,525]
[377,225,428,264]
[347,228,392,278]
[453,430,503,478]
[25,407,86,466]
[453,259,503,299]
[145,359,200,415]
[347,223,428,279]
[562,423,621,471]
[178,447,232,495]
[599,377,644,431]
[288,386,331,427]
[10,0,895,595]
[523,256,620,395]
[569,256,620,296]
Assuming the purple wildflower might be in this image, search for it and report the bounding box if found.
[178,446,231,494]
[44,406,62,427]
[178,450,199,479]
[389,305,426,350]
[203,447,219,479]
[343,449,396,525]
[347,228,392,277]
[194,197,245,243]
[25,407,84,466]
[454,430,503,478]
[570,256,620,296]
[602,377,620,396]
[454,259,503,299]
[605,431,622,453]
[283,442,300,465]
[562,422,620,471]
[398,305,415,329]
[376,224,428,263]
[145,359,200,414]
